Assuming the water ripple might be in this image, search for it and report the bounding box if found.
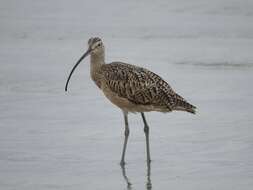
[175,61,253,68]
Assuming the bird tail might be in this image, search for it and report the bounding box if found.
[174,100,197,114]
[172,93,197,114]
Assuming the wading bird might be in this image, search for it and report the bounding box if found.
[65,37,196,165]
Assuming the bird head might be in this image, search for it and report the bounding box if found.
[88,37,104,54]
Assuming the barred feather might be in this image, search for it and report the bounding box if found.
[98,62,196,114]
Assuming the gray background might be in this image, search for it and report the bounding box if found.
[0,0,253,189]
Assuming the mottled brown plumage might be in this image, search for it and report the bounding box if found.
[99,62,196,114]
[65,37,196,165]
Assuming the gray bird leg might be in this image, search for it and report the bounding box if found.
[120,111,129,165]
[141,112,151,163]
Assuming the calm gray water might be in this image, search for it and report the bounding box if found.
[1,0,253,189]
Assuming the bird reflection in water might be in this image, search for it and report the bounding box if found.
[120,164,132,190]
[146,162,152,190]
[120,162,152,190]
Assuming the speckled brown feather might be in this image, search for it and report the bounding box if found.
[99,62,196,114]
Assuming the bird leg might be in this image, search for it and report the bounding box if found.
[141,112,151,163]
[120,111,129,166]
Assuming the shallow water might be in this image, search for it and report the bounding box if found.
[1,0,253,189]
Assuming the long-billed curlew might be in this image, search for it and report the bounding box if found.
[65,37,196,165]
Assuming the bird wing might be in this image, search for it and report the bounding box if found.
[101,62,177,109]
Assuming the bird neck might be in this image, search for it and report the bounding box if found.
[90,51,105,68]
[90,51,105,82]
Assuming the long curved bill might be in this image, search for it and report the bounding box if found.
[65,48,91,91]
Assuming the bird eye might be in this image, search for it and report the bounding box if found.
[97,43,101,47]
